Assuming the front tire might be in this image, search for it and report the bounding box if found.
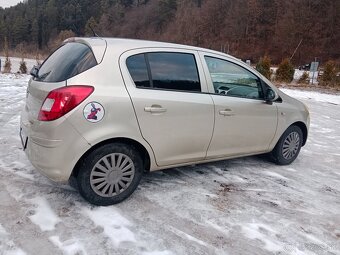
[77,143,143,206]
[270,125,303,165]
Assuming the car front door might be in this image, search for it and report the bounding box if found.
[200,53,278,158]
[120,49,214,166]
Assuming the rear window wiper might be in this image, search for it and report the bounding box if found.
[37,71,51,80]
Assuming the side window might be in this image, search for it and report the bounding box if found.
[126,52,201,92]
[205,56,264,99]
[126,54,150,88]
[148,53,201,92]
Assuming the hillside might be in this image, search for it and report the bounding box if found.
[0,0,339,64]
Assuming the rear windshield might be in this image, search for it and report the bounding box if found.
[36,42,97,82]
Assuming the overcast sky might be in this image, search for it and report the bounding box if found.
[0,0,22,8]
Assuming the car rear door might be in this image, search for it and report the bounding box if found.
[120,48,214,167]
[199,52,278,158]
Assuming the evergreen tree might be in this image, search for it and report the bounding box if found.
[321,61,338,86]
[276,58,295,83]
[256,56,272,80]
[19,58,27,74]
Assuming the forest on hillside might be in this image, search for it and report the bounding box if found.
[0,0,339,65]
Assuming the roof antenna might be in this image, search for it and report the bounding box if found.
[89,24,99,37]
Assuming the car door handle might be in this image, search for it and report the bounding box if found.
[144,105,167,113]
[219,109,235,116]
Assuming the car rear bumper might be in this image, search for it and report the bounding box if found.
[20,110,91,183]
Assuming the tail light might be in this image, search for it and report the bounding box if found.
[38,86,94,121]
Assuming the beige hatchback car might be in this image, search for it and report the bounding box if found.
[20,38,309,205]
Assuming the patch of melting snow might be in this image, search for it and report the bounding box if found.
[2,120,20,132]
[83,206,136,247]
[28,197,61,231]
[141,251,175,255]
[168,226,207,247]
[12,170,35,181]
[49,236,87,255]
[231,175,248,183]
[4,182,24,202]
[263,171,289,180]
[0,223,27,255]
[0,223,7,235]
[241,223,282,252]
[302,149,315,155]
[313,144,329,148]
[2,161,35,181]
[282,245,312,255]
[303,232,327,246]
[201,192,219,198]
[4,249,27,255]
[205,220,230,235]
[209,165,224,175]
[317,128,334,133]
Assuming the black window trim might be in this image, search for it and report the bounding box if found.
[127,51,203,94]
[144,53,154,88]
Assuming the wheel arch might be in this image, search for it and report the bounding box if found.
[72,137,151,178]
[291,121,308,146]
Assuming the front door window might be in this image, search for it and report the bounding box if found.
[205,56,264,100]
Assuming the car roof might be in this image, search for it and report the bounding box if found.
[71,37,239,61]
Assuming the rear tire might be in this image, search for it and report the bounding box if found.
[269,125,303,165]
[76,143,143,206]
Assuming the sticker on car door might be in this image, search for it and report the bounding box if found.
[83,102,105,123]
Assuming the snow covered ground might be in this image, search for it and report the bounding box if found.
[0,74,339,255]
[0,57,37,74]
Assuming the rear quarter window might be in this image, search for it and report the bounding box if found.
[36,42,97,82]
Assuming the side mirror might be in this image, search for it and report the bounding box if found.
[30,65,40,78]
[265,88,277,104]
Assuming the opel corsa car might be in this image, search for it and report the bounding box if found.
[20,37,310,205]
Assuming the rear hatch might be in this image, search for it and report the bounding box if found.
[26,38,106,123]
